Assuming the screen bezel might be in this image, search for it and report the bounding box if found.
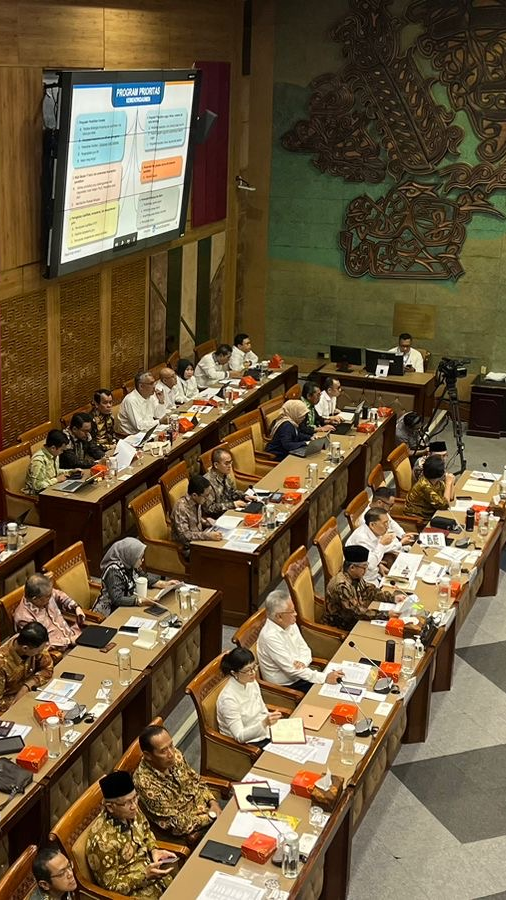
[46,68,202,279]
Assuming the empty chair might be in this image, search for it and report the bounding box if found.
[0,585,25,638]
[194,339,217,364]
[259,395,284,440]
[387,443,414,498]
[60,405,91,429]
[344,490,369,532]
[0,442,39,524]
[368,463,386,491]
[160,461,189,513]
[224,427,277,490]
[18,421,54,454]
[232,409,269,453]
[284,384,302,400]
[129,485,188,575]
[282,546,347,658]
[313,516,343,589]
[149,362,166,381]
[122,378,135,395]
[42,541,102,622]
[0,844,37,900]
[167,350,180,370]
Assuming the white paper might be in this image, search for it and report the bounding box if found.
[378,601,396,611]
[263,735,332,765]
[228,810,294,841]
[88,702,109,717]
[461,479,491,495]
[418,532,446,547]
[451,500,475,511]
[388,553,423,582]
[197,388,221,399]
[196,872,266,900]
[240,774,291,804]
[435,547,468,562]
[9,724,31,738]
[115,438,137,471]
[337,661,371,685]
[36,679,81,701]
[471,470,500,481]
[354,742,368,756]
[418,561,447,582]
[401,677,417,705]
[318,682,346,699]
[122,616,157,630]
[306,736,333,764]
[374,701,394,717]
[369,619,387,628]
[214,514,244,529]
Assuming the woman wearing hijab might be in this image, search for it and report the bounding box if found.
[265,399,311,461]
[93,538,179,617]
[174,358,199,402]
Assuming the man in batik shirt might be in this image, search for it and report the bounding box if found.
[170,475,221,558]
[203,447,247,517]
[91,388,116,451]
[323,545,400,632]
[133,724,222,843]
[86,771,176,899]
[0,622,52,713]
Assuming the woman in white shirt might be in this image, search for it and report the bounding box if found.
[217,647,282,748]
[175,358,199,402]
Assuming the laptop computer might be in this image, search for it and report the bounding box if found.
[300,705,331,731]
[55,474,97,493]
[74,625,118,649]
[133,424,158,448]
[290,437,329,458]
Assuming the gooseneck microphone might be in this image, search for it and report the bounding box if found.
[336,679,375,737]
[347,640,392,693]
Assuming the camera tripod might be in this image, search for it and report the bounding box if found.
[417,378,467,474]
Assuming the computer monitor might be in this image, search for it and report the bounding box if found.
[330,345,362,371]
[365,349,404,376]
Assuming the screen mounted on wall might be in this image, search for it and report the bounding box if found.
[45,68,201,278]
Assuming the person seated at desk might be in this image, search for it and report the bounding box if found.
[14,573,86,661]
[404,455,455,523]
[154,367,178,411]
[30,846,77,900]
[92,537,172,618]
[315,376,344,425]
[203,447,247,517]
[300,382,334,436]
[174,358,199,402]
[60,412,103,470]
[229,333,259,371]
[256,591,342,694]
[171,475,222,559]
[92,388,116,452]
[217,647,282,749]
[357,486,417,546]
[24,429,73,494]
[395,411,425,459]
[389,332,424,373]
[86,771,176,899]
[413,440,448,481]
[117,371,170,435]
[323,545,402,631]
[133,724,222,843]
[265,399,311,460]
[0,622,52,713]
[195,343,233,388]
[347,508,402,584]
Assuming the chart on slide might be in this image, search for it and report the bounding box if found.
[51,71,199,275]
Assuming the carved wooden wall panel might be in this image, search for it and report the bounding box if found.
[60,274,101,414]
[110,260,146,389]
[0,291,49,445]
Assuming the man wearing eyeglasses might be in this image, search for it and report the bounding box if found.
[31,847,77,900]
[86,771,177,898]
[203,447,247,517]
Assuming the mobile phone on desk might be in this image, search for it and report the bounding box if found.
[60,672,85,681]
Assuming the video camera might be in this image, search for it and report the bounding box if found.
[437,357,469,386]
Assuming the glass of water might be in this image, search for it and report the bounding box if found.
[101,679,113,704]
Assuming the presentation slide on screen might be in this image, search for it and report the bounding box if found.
[59,78,196,265]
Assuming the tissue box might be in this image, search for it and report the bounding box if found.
[281,491,302,505]
[241,832,277,864]
[16,746,48,772]
[269,354,283,369]
[283,476,300,489]
[379,661,401,683]
[330,702,358,726]
[385,618,405,637]
[178,418,194,434]
[291,770,321,799]
[310,774,344,812]
[239,376,257,389]
[34,702,62,724]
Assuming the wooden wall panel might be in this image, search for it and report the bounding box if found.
[168,0,235,65]
[0,292,49,446]
[110,260,146,389]
[17,2,104,68]
[0,67,42,270]
[60,274,101,415]
[0,5,19,64]
[104,2,171,69]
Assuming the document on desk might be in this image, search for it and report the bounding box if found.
[187,404,213,414]
[451,499,475,511]
[36,678,81,701]
[228,810,294,841]
[122,616,157,630]
[223,530,260,552]
[470,470,500,482]
[418,532,446,548]
[196,870,271,900]
[461,479,491,494]
[115,438,137,471]
[435,547,468,563]
[324,660,371,685]
[269,717,305,744]
[264,735,333,765]
[214,514,244,529]
[240,774,291,804]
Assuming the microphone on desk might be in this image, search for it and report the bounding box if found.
[347,640,392,694]
[336,679,375,737]
[246,797,285,865]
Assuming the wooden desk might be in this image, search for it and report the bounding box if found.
[69,587,222,720]
[317,363,436,418]
[0,526,54,595]
[38,367,297,573]
[161,772,353,900]
[468,375,506,438]
[191,418,395,625]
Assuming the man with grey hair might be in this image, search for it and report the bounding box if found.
[256,591,342,694]
[154,367,179,411]
[14,573,86,659]
[118,371,171,435]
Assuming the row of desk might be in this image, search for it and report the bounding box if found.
[161,471,505,899]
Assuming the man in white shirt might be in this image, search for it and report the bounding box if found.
[257,591,342,694]
[154,367,179,411]
[315,376,343,424]
[195,343,233,388]
[117,371,169,435]
[357,487,417,545]
[389,333,424,373]
[229,333,259,371]
[346,508,402,585]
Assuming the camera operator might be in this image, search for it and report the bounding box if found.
[395,412,427,459]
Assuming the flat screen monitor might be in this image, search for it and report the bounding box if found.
[45,68,202,278]
[330,345,362,369]
[365,349,403,376]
